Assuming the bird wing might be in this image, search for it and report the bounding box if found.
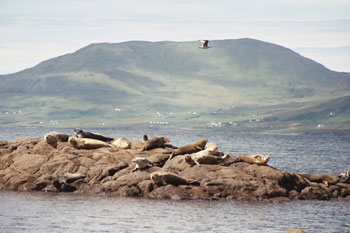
[203,40,209,47]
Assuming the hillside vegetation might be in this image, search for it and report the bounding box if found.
[0,38,349,131]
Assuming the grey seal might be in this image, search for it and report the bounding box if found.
[132,157,154,172]
[52,172,86,192]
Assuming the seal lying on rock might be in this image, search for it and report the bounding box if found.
[112,137,131,149]
[236,154,270,165]
[169,139,208,160]
[203,143,225,156]
[150,171,199,186]
[184,142,229,166]
[299,173,339,186]
[52,172,86,192]
[74,128,113,142]
[44,131,70,148]
[142,136,170,151]
[132,157,154,172]
[68,137,111,149]
[338,170,350,184]
[185,152,230,166]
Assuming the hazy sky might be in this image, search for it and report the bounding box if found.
[1,0,350,74]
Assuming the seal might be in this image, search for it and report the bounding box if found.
[298,173,339,186]
[74,128,113,142]
[112,137,131,149]
[337,170,350,184]
[185,152,230,166]
[142,136,170,151]
[150,171,199,186]
[168,139,208,160]
[132,157,154,172]
[236,154,270,165]
[142,134,148,142]
[203,142,225,156]
[68,136,111,149]
[44,131,70,148]
[52,172,86,192]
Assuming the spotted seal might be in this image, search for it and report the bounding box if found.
[168,139,207,160]
[74,128,113,142]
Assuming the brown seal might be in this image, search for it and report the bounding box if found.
[142,136,170,151]
[44,131,70,148]
[150,171,199,186]
[168,139,208,160]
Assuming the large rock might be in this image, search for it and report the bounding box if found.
[0,136,349,201]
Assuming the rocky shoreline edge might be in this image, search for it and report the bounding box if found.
[0,130,349,202]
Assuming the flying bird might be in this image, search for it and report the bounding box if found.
[198,40,211,49]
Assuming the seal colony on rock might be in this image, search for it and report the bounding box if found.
[1,128,350,202]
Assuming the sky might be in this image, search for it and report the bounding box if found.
[1,0,350,74]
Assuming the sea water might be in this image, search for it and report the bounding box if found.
[0,126,350,233]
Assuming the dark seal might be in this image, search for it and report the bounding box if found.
[74,128,113,142]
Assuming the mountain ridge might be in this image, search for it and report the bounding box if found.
[1,38,349,130]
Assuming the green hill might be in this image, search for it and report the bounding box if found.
[0,38,349,130]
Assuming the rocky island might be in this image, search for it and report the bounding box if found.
[0,129,349,201]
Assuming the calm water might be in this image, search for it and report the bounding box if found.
[0,126,350,233]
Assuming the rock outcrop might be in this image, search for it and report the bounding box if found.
[0,132,349,201]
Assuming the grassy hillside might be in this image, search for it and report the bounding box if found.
[0,38,349,131]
